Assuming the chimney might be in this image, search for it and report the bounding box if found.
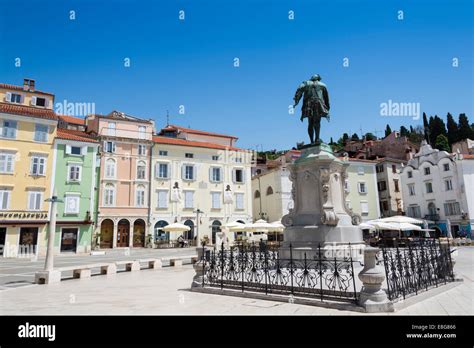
[29,79,35,92]
[23,79,29,91]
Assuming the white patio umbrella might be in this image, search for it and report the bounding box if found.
[223,221,246,232]
[162,222,191,232]
[373,215,424,225]
[358,222,376,230]
[269,221,285,232]
[244,219,277,232]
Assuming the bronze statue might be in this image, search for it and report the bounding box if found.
[293,74,330,144]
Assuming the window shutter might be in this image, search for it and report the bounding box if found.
[20,94,25,103]
[5,92,11,102]
[81,146,87,155]
[241,169,246,183]
[209,167,213,182]
[232,169,236,183]
[31,96,37,106]
[44,98,49,108]
[65,145,71,154]
[181,165,186,180]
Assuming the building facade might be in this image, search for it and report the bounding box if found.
[0,79,57,257]
[86,111,155,249]
[401,141,473,238]
[53,122,99,254]
[151,125,253,246]
[375,158,405,217]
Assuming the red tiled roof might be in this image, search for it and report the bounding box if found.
[0,102,57,120]
[58,114,86,125]
[153,136,248,152]
[0,83,54,96]
[56,129,98,143]
[166,124,238,139]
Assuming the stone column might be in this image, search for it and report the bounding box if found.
[358,246,394,312]
[191,246,207,288]
[112,221,118,248]
[129,222,134,248]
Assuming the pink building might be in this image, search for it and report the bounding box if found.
[86,111,154,249]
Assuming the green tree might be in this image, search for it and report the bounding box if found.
[408,125,425,145]
[434,134,450,152]
[351,133,359,141]
[422,112,430,142]
[458,113,474,140]
[365,132,377,141]
[400,126,409,137]
[446,112,458,145]
[429,115,447,145]
[385,124,392,137]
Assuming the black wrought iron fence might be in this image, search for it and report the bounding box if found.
[381,239,454,301]
[202,242,358,303]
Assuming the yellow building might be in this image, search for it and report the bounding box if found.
[0,79,57,257]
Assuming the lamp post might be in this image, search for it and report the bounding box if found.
[34,191,63,284]
[194,209,204,245]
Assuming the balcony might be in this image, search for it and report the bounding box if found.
[424,214,440,221]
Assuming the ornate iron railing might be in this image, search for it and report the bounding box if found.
[202,242,358,303]
[381,239,454,301]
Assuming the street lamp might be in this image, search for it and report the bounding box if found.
[34,191,63,284]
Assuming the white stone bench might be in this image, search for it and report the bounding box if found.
[169,258,183,267]
[56,263,117,280]
[138,258,162,270]
[115,260,140,272]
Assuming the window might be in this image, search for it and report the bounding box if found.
[357,166,364,175]
[159,150,168,156]
[445,179,453,191]
[358,182,367,194]
[394,179,400,192]
[212,155,219,161]
[408,184,416,196]
[425,182,433,194]
[108,122,116,136]
[0,153,14,173]
[34,124,48,142]
[254,190,261,199]
[266,186,274,195]
[138,126,146,139]
[157,190,168,208]
[31,156,46,176]
[377,181,387,191]
[235,157,242,163]
[407,171,413,178]
[211,192,221,209]
[443,163,450,172]
[70,146,82,155]
[185,153,194,158]
[376,165,384,173]
[344,180,350,192]
[105,159,116,178]
[0,190,10,209]
[34,97,46,107]
[138,144,146,156]
[137,161,146,180]
[184,191,194,208]
[360,201,369,215]
[104,141,115,153]
[136,186,146,207]
[183,165,195,181]
[392,165,397,173]
[444,202,461,216]
[64,195,80,214]
[407,205,421,218]
[28,191,42,211]
[424,167,431,175]
[210,167,221,182]
[381,200,389,212]
[233,168,244,183]
[103,184,115,206]
[1,120,17,138]
[10,93,22,103]
[156,163,169,179]
[68,164,82,182]
[235,193,244,210]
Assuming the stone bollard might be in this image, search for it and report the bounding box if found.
[440,241,457,279]
[358,246,394,312]
[191,246,207,288]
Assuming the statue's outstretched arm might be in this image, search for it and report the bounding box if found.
[293,83,305,106]
[323,86,330,110]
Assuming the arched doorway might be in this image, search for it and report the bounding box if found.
[154,220,169,242]
[211,220,222,245]
[432,226,442,239]
[183,220,194,241]
[133,219,146,247]
[100,219,114,249]
[117,219,130,247]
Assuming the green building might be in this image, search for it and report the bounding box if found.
[52,118,99,254]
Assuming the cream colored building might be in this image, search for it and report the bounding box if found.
[252,152,381,225]
[150,125,253,246]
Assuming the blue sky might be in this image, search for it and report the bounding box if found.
[0,0,472,150]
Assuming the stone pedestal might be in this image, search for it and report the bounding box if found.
[280,143,364,260]
[358,247,393,312]
[35,270,61,285]
[191,246,207,288]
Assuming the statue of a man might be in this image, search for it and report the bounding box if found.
[293,74,330,144]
